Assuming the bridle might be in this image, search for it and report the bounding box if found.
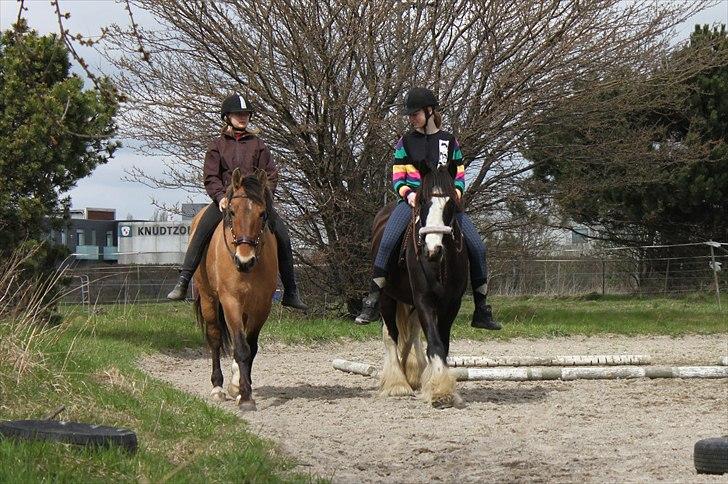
[413,192,463,256]
[223,193,268,260]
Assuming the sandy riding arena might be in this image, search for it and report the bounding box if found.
[140,335,728,483]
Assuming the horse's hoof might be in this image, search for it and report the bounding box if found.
[210,386,227,402]
[237,399,257,412]
[379,384,414,397]
[227,384,240,398]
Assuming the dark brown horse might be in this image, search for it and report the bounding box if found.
[192,168,278,412]
[373,164,469,408]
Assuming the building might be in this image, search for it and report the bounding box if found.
[51,208,122,262]
[50,207,194,265]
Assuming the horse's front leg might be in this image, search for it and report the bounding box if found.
[414,296,462,409]
[221,298,256,412]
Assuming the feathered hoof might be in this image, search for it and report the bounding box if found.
[210,386,228,402]
[379,383,414,398]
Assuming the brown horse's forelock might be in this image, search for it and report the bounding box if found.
[226,175,266,206]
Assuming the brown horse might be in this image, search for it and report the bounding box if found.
[191,168,278,412]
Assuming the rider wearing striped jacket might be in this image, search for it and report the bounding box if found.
[355,87,501,330]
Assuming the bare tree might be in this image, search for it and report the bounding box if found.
[103,0,717,311]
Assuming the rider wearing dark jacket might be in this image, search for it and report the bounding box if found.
[354,87,500,330]
[167,94,307,310]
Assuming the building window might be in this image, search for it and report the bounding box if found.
[76,229,85,246]
[91,230,97,246]
[572,226,589,245]
[106,231,113,246]
[61,229,67,245]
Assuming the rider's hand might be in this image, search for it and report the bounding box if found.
[219,197,228,211]
[406,192,416,207]
[455,190,462,201]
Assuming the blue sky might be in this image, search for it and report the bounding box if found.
[1,0,727,219]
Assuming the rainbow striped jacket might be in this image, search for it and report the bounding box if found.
[392,130,466,200]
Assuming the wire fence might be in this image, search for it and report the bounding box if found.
[59,242,726,309]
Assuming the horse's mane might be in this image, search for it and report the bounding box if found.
[417,168,461,210]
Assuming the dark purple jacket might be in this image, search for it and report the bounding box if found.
[203,129,279,203]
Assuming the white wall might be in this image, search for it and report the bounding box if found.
[117,221,192,265]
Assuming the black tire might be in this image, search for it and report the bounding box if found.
[694,437,728,475]
[0,420,137,453]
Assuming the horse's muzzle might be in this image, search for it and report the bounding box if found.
[235,255,257,273]
[426,245,443,262]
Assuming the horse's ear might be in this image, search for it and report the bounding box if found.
[232,168,243,188]
[446,160,457,180]
[255,168,268,190]
[419,161,432,177]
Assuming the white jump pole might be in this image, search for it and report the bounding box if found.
[332,358,379,377]
[332,359,728,382]
[446,355,652,367]
[452,366,728,381]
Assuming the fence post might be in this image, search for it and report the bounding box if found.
[664,258,670,294]
[601,259,606,295]
[708,242,722,309]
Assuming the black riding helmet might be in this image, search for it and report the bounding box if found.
[401,87,439,115]
[221,93,255,121]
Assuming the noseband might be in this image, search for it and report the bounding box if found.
[413,192,463,255]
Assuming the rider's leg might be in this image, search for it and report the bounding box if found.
[167,202,222,300]
[456,212,502,330]
[268,208,308,311]
[355,202,412,324]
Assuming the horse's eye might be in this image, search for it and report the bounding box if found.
[260,212,266,218]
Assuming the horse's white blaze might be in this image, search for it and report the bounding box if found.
[424,195,449,256]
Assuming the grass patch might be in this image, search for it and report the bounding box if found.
[0,303,319,483]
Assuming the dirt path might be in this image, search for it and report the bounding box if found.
[140,335,728,483]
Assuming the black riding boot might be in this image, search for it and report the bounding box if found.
[167,203,221,301]
[279,254,308,311]
[272,212,308,311]
[471,292,502,330]
[167,273,192,301]
[355,280,383,325]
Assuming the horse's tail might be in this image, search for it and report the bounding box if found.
[216,302,231,354]
[193,294,231,355]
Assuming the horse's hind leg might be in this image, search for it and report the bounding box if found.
[380,296,413,397]
[201,297,226,402]
[398,304,426,391]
